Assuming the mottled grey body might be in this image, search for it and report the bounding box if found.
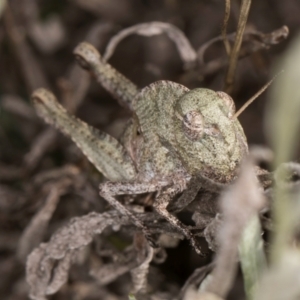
[32,42,248,254]
[134,82,247,183]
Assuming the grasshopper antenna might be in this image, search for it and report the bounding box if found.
[232,71,283,120]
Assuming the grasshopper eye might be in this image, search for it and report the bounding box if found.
[178,110,204,141]
[216,91,236,118]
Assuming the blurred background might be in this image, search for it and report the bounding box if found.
[0,0,299,299]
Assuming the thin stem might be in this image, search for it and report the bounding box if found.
[225,0,252,93]
[232,71,283,119]
[222,0,231,56]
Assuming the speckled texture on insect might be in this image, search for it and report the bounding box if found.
[32,42,248,254]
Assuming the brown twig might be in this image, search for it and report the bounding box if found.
[222,0,231,56]
[224,0,252,93]
[3,5,49,91]
[196,26,288,79]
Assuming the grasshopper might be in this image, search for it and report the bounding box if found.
[32,42,248,254]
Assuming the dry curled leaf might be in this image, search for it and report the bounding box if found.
[18,178,72,262]
[130,234,154,294]
[103,21,197,70]
[197,26,289,78]
[26,211,130,300]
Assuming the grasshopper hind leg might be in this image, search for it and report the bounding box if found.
[31,88,137,182]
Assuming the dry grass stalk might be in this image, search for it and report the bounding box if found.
[224,0,252,93]
[222,0,231,56]
[26,211,130,299]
